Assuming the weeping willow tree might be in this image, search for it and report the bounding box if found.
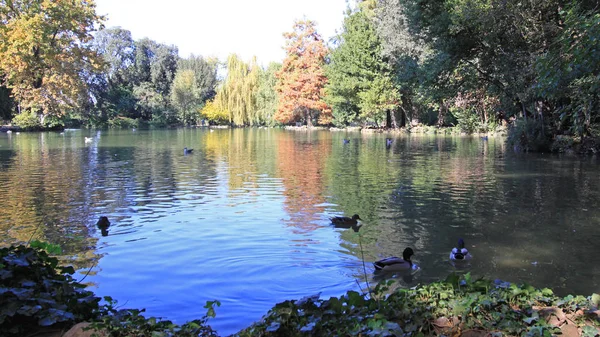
[214,54,260,126]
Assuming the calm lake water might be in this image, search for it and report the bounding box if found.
[1,128,599,335]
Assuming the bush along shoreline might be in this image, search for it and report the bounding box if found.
[1,244,599,337]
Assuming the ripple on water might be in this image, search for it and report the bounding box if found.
[2,130,600,336]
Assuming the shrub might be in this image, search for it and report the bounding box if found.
[507,118,552,152]
[11,111,41,130]
[0,245,100,337]
[108,116,139,129]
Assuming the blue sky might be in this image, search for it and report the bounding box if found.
[95,0,349,65]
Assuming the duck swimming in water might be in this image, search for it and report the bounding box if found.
[96,216,110,237]
[374,247,415,272]
[450,238,472,261]
[184,147,194,155]
[330,214,361,227]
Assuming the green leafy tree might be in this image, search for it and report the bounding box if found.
[171,69,200,125]
[0,0,105,119]
[169,55,218,125]
[177,55,218,102]
[87,27,137,123]
[276,20,331,126]
[255,62,282,126]
[92,27,135,85]
[150,44,178,99]
[326,9,400,127]
[214,54,260,126]
[536,7,600,137]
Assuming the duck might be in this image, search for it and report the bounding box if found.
[96,216,110,237]
[343,139,350,144]
[449,238,472,261]
[184,147,194,155]
[330,214,361,227]
[386,138,393,147]
[374,247,415,272]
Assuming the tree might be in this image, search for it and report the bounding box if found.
[91,27,135,86]
[132,38,156,85]
[171,69,199,125]
[150,44,178,99]
[0,83,14,121]
[213,54,260,126]
[326,8,400,127]
[255,62,282,126]
[536,7,600,137]
[177,55,218,102]
[87,27,137,122]
[276,20,331,126]
[200,100,229,124]
[0,0,104,118]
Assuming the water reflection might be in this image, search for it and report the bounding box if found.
[1,129,599,335]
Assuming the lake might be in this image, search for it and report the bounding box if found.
[1,128,599,335]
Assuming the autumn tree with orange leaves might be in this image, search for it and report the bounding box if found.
[0,0,104,119]
[275,20,331,127]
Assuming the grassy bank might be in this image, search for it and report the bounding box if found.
[1,245,599,337]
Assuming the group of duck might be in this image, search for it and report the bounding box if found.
[330,214,472,272]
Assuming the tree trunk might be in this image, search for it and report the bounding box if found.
[437,100,446,127]
[398,108,406,127]
[399,93,412,127]
[306,107,313,127]
[385,110,392,128]
[390,109,398,128]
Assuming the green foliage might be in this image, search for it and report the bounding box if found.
[171,69,202,126]
[255,62,282,126]
[326,9,399,127]
[507,118,553,152]
[90,297,219,337]
[11,111,41,130]
[29,240,62,255]
[238,273,599,337]
[450,106,481,133]
[214,54,260,126]
[85,28,180,126]
[177,55,218,102]
[0,245,100,337]
[108,117,139,129]
[171,55,218,126]
[536,8,600,137]
[92,27,136,85]
[200,100,229,125]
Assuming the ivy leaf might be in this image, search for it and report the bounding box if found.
[581,325,599,337]
[38,308,75,326]
[3,254,30,267]
[591,293,600,307]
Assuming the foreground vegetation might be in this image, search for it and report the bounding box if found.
[1,244,598,336]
